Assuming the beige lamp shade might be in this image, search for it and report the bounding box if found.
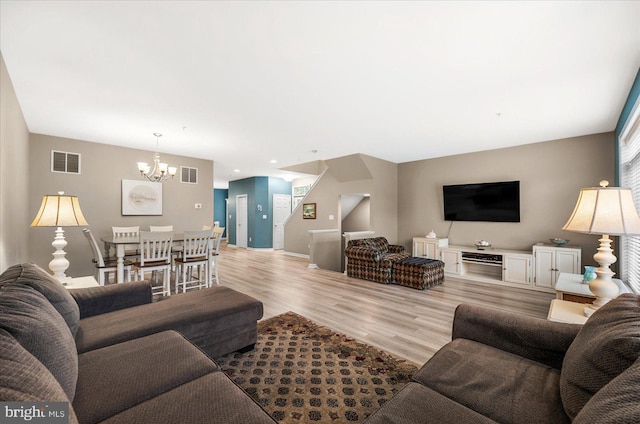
[31,193,88,227]
[562,183,640,236]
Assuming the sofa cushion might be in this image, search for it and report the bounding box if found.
[363,382,497,424]
[74,331,219,424]
[560,294,640,419]
[0,329,79,424]
[573,356,640,424]
[69,281,152,319]
[0,263,80,335]
[413,338,569,424]
[0,284,78,401]
[367,237,390,252]
[99,372,277,424]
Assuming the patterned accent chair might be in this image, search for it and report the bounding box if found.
[345,237,410,283]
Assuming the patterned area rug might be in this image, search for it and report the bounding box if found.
[217,312,419,423]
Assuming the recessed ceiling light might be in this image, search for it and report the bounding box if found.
[270,159,278,164]
[233,169,240,173]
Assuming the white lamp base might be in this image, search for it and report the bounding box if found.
[49,226,71,285]
[584,235,619,317]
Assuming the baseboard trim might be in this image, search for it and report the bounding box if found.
[284,251,310,259]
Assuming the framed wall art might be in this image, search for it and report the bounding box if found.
[302,203,316,219]
[122,179,163,215]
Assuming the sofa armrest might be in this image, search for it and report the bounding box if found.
[69,281,152,319]
[344,246,381,261]
[452,303,582,369]
[388,244,406,254]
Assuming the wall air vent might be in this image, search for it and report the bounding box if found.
[51,150,81,174]
[181,166,198,184]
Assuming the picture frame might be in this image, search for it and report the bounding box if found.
[122,179,163,215]
[302,203,316,219]
[293,185,310,197]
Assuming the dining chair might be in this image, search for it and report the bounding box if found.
[174,229,211,294]
[132,231,174,297]
[149,225,179,269]
[83,229,132,285]
[149,225,173,232]
[209,226,225,286]
[111,226,140,259]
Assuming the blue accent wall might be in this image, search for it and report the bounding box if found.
[616,68,640,137]
[615,68,640,184]
[228,176,292,248]
[213,188,228,237]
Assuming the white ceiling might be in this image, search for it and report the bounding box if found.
[1,1,639,188]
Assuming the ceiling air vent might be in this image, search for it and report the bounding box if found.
[51,150,81,174]
[181,166,198,184]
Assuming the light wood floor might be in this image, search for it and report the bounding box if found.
[216,244,555,366]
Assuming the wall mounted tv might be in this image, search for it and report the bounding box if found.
[443,181,520,222]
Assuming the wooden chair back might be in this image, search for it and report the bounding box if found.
[112,226,140,238]
[139,231,174,266]
[182,230,211,260]
[83,228,106,267]
[149,225,174,232]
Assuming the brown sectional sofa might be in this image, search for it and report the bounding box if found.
[0,263,276,424]
[3,262,639,423]
[364,295,640,423]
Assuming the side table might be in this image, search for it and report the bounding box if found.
[65,276,100,289]
[555,272,629,303]
[547,299,588,324]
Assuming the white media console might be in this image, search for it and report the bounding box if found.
[413,237,581,292]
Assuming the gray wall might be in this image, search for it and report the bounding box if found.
[28,134,214,277]
[398,133,616,268]
[0,54,30,272]
[342,197,370,233]
[284,154,398,271]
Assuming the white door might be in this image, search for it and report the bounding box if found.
[273,194,291,250]
[236,195,248,248]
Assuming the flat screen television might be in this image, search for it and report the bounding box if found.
[443,181,520,222]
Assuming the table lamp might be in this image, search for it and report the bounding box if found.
[31,191,88,284]
[562,180,640,316]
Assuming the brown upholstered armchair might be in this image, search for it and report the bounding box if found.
[345,237,410,283]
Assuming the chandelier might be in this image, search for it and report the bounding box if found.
[137,133,177,182]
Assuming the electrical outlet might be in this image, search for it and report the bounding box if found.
[249,237,252,242]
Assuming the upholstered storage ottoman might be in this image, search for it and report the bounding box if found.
[392,257,445,290]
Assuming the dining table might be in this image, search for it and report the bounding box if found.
[101,233,186,284]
